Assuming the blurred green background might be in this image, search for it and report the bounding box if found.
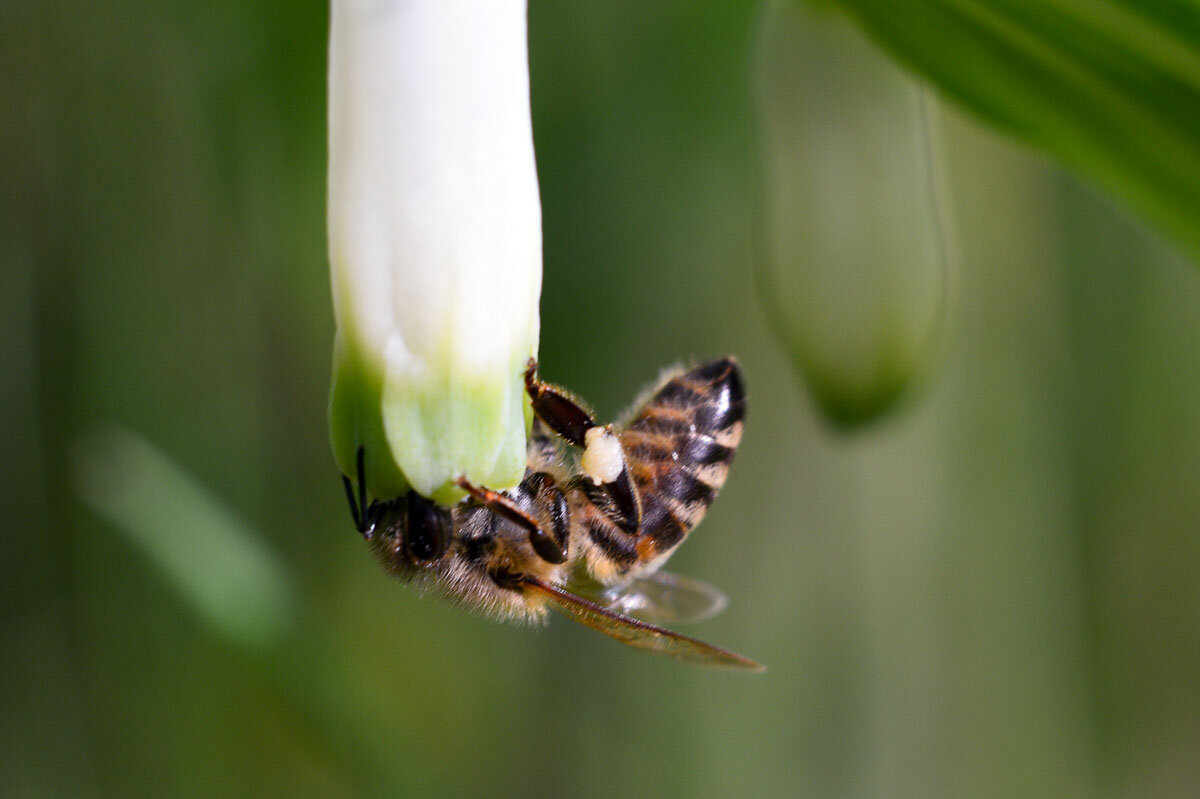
[5,1,1200,797]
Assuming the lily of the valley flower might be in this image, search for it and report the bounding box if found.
[328,0,541,503]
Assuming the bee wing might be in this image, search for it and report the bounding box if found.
[524,578,764,672]
[573,570,730,625]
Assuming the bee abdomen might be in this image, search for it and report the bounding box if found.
[625,356,744,478]
[589,358,745,576]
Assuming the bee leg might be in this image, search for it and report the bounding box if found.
[524,360,642,533]
[455,476,568,564]
[523,359,595,447]
[521,472,572,563]
[527,417,560,473]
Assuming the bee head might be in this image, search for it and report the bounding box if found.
[367,490,452,567]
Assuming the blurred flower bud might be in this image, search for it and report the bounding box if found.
[328,0,541,502]
[754,1,947,427]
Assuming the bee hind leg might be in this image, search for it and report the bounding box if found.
[523,359,595,447]
[523,360,642,534]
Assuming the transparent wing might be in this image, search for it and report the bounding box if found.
[570,570,730,626]
[525,578,764,672]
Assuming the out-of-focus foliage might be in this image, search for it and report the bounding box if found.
[829,0,1200,263]
[755,1,947,426]
[4,1,1200,798]
[73,427,297,650]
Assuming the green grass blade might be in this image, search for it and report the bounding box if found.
[73,427,297,651]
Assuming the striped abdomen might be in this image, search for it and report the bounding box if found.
[573,358,746,582]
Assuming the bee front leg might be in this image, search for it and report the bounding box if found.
[524,360,642,534]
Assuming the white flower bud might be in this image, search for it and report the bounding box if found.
[327,0,541,501]
[754,1,947,426]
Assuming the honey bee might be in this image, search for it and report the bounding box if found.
[342,357,762,671]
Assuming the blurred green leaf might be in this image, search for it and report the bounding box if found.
[73,427,297,651]
[826,0,1200,263]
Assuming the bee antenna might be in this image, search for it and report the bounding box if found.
[342,473,363,532]
[356,446,368,533]
[342,446,371,535]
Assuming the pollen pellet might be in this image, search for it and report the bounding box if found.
[581,426,625,484]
